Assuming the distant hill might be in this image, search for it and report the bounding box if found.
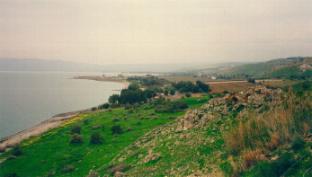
[0,58,104,72]
[196,57,312,79]
[0,58,205,73]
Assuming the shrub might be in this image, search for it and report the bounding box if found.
[11,146,22,156]
[291,135,305,151]
[247,78,256,84]
[108,163,131,175]
[91,107,97,111]
[169,89,176,95]
[111,125,123,135]
[4,173,19,177]
[71,125,81,134]
[90,132,103,144]
[242,149,266,169]
[245,153,295,177]
[86,170,100,177]
[70,134,83,144]
[155,100,188,113]
[98,103,110,109]
[219,161,233,177]
[225,92,311,175]
[62,164,75,173]
[113,118,120,122]
[185,93,191,97]
[83,119,90,125]
[224,93,308,154]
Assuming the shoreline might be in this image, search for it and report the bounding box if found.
[0,109,91,152]
[73,75,129,89]
[0,78,128,152]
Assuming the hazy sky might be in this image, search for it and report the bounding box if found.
[1,0,312,64]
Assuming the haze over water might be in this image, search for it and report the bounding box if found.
[0,71,123,138]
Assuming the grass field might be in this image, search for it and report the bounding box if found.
[0,96,210,177]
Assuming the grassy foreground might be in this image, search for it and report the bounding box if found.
[0,96,209,177]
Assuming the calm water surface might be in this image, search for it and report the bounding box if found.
[0,72,123,138]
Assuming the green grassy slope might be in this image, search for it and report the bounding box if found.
[103,83,312,177]
[107,113,236,176]
[0,96,210,177]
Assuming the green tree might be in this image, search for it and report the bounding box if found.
[108,94,120,104]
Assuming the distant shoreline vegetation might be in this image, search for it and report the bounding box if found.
[97,76,211,108]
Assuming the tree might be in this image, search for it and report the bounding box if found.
[119,89,146,104]
[173,81,196,93]
[108,94,120,104]
[127,83,140,90]
[195,81,210,92]
[169,89,176,95]
[143,89,156,99]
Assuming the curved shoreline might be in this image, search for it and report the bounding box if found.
[0,76,128,152]
[0,109,90,152]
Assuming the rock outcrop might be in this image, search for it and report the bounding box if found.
[176,86,283,131]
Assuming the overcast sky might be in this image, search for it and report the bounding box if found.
[0,0,312,64]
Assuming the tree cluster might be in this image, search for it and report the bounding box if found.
[108,83,157,105]
[172,80,210,93]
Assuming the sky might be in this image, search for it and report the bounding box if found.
[0,0,312,65]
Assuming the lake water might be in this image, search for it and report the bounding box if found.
[0,71,124,139]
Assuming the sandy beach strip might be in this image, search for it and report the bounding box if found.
[0,109,89,152]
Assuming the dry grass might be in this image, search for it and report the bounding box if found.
[225,91,311,168]
[242,149,266,169]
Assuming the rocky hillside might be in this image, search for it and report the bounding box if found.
[89,84,311,176]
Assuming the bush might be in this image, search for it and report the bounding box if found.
[11,146,22,156]
[71,125,81,134]
[291,135,305,151]
[62,164,75,173]
[219,161,233,177]
[83,119,90,125]
[4,173,19,177]
[247,78,256,84]
[70,134,83,144]
[155,100,188,113]
[90,132,103,144]
[245,153,295,177]
[111,125,123,135]
[169,89,176,95]
[98,103,110,109]
[242,149,266,169]
[185,93,191,97]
